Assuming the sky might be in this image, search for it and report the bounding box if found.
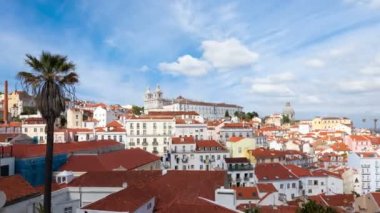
[1,0,380,126]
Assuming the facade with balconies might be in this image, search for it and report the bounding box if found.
[168,136,230,170]
[348,152,380,194]
[224,157,255,187]
[124,116,175,155]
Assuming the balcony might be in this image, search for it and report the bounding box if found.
[128,142,135,146]
[182,156,189,163]
[142,142,149,146]
[228,164,254,171]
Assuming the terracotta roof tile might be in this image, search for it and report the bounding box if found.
[59,148,160,171]
[172,136,196,144]
[83,185,153,212]
[69,170,162,187]
[0,175,40,206]
[233,187,259,200]
[255,163,297,181]
[8,140,122,158]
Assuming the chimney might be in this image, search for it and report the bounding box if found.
[3,81,8,124]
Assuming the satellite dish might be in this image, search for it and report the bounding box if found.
[0,191,6,208]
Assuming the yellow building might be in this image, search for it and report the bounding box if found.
[226,137,256,158]
[1,91,35,117]
[311,117,352,131]
[66,108,83,128]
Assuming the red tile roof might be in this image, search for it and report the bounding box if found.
[255,163,297,181]
[59,148,160,171]
[311,169,342,179]
[196,140,227,151]
[348,135,371,141]
[83,185,154,212]
[0,175,40,206]
[284,164,312,177]
[308,194,354,207]
[371,192,380,206]
[80,170,228,212]
[175,118,202,124]
[69,170,162,187]
[106,120,123,128]
[8,140,122,158]
[249,148,286,159]
[23,117,45,124]
[172,136,196,144]
[256,183,277,193]
[330,142,351,152]
[233,187,259,200]
[228,136,244,143]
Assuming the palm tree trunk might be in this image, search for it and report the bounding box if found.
[44,118,55,213]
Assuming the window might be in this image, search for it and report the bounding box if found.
[314,180,318,185]
[238,147,242,153]
[34,128,37,132]
[308,189,312,194]
[292,183,296,188]
[147,202,152,209]
[287,183,290,189]
[64,207,73,213]
[280,184,284,189]
[308,180,312,185]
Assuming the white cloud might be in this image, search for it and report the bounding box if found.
[305,58,325,68]
[337,78,380,93]
[345,0,380,9]
[299,95,322,104]
[158,55,211,76]
[202,38,259,70]
[247,72,295,97]
[251,84,294,97]
[139,65,150,72]
[360,55,380,75]
[158,38,258,76]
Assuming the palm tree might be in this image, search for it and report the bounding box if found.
[17,51,78,213]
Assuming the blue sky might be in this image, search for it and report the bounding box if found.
[1,0,380,125]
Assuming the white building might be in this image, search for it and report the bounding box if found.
[144,85,243,120]
[93,106,117,127]
[125,115,175,155]
[174,118,207,140]
[214,122,254,143]
[348,152,380,194]
[255,163,343,201]
[168,136,230,170]
[225,157,255,187]
[21,117,46,143]
[66,108,83,129]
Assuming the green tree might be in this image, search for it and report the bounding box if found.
[298,200,337,213]
[225,110,230,118]
[21,106,37,115]
[131,105,144,115]
[282,114,291,124]
[17,51,78,213]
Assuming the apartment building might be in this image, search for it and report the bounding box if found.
[168,136,230,170]
[348,152,380,194]
[125,115,175,155]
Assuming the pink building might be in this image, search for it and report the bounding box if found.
[344,135,373,152]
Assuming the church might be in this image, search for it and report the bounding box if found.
[144,85,243,120]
